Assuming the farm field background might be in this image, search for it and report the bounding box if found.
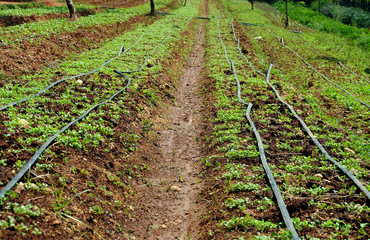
[0,0,369,239]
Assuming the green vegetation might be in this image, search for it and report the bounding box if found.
[273,0,370,50]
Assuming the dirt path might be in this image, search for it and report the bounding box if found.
[155,22,206,240]
[127,2,208,239]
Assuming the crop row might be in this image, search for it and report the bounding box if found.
[198,0,369,239]
[0,4,95,18]
[0,0,201,237]
[0,0,173,43]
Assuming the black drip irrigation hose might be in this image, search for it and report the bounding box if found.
[0,70,131,199]
[218,17,230,65]
[293,34,369,84]
[218,19,299,239]
[264,64,370,201]
[101,6,116,10]
[119,28,173,74]
[231,21,370,201]
[0,31,61,47]
[0,31,146,111]
[231,62,300,240]
[274,34,370,109]
[230,21,265,77]
[155,12,211,20]
[241,22,264,27]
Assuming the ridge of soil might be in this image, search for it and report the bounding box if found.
[0,9,100,27]
[74,0,148,8]
[0,0,180,85]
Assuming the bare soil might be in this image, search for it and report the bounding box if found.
[0,9,100,27]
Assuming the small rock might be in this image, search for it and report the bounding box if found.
[170,185,182,191]
[28,183,38,189]
[15,182,25,194]
[314,174,323,178]
[18,119,29,126]
[345,148,355,154]
[159,224,167,229]
[254,36,262,40]
[76,80,83,85]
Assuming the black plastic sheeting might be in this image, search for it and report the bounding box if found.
[0,70,131,199]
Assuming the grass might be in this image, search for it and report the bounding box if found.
[272,0,370,51]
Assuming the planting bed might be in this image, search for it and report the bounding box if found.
[0,0,369,239]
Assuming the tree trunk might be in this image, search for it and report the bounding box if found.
[251,0,254,10]
[285,0,289,28]
[150,0,155,16]
[66,0,77,20]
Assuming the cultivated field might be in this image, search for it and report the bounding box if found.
[0,0,369,239]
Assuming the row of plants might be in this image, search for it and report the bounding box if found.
[224,0,369,161]
[272,0,370,51]
[0,2,45,11]
[0,0,173,43]
[198,0,369,238]
[200,2,287,239]
[0,0,200,237]
[228,0,369,237]
[0,4,96,18]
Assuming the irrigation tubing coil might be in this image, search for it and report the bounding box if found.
[0,29,148,111]
[218,18,300,239]
[231,21,370,200]
[0,70,131,199]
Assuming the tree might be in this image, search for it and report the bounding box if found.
[150,0,155,16]
[285,0,288,28]
[66,0,77,20]
[251,0,255,10]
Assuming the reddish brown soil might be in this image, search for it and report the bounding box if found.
[74,0,148,8]
[0,0,63,6]
[0,0,180,86]
[196,20,370,239]
[0,14,157,85]
[0,19,198,240]
[0,9,100,27]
